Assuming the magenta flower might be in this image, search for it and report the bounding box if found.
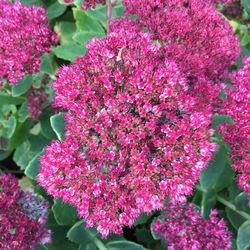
[109,18,142,33]
[153,202,232,250]
[27,86,49,121]
[211,0,236,5]
[219,57,250,205]
[122,0,240,81]
[0,174,51,250]
[82,0,106,10]
[0,0,56,85]
[38,30,216,237]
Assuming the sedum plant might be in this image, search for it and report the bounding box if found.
[0,0,249,249]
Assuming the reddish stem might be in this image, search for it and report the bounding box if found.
[107,0,117,33]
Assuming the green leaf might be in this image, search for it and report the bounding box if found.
[28,133,49,153]
[0,93,25,105]
[106,240,147,250]
[20,0,43,6]
[0,150,11,161]
[47,244,78,250]
[47,1,67,20]
[78,244,97,250]
[0,137,9,151]
[53,43,87,62]
[102,235,125,244]
[234,193,250,214]
[13,141,35,170]
[32,72,45,88]
[113,5,125,18]
[52,198,79,226]
[50,113,66,141]
[46,212,78,250]
[33,245,47,250]
[192,189,202,206]
[6,116,16,138]
[201,189,217,219]
[55,21,77,44]
[73,8,105,34]
[86,5,107,23]
[67,221,97,245]
[241,32,250,47]
[39,109,57,140]
[74,0,84,8]
[200,145,234,192]
[85,4,125,24]
[18,101,29,122]
[237,221,250,250]
[229,20,239,32]
[8,119,31,150]
[24,150,44,180]
[228,181,242,200]
[226,207,246,230]
[136,228,155,244]
[212,114,234,131]
[18,176,32,191]
[11,75,32,97]
[133,213,151,226]
[243,0,250,15]
[40,53,56,75]
[73,31,105,45]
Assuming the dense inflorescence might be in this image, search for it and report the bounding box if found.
[109,18,142,33]
[153,202,232,250]
[82,0,106,10]
[222,0,243,19]
[0,0,56,85]
[211,0,236,5]
[38,30,217,237]
[27,86,49,121]
[0,174,51,249]
[122,0,240,81]
[219,57,250,204]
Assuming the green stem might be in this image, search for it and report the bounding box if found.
[195,186,250,220]
[217,195,250,220]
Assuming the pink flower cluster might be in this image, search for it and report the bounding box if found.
[61,0,74,4]
[82,0,106,10]
[38,30,217,237]
[211,0,236,6]
[153,202,232,250]
[27,86,49,121]
[122,0,240,81]
[109,18,142,33]
[219,57,250,204]
[0,0,56,85]
[0,174,51,249]
[222,0,243,20]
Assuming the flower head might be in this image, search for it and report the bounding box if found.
[0,174,51,249]
[27,86,49,121]
[38,30,216,237]
[0,1,56,84]
[82,0,106,10]
[123,0,240,80]
[153,202,232,250]
[219,57,250,204]
[109,18,142,33]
